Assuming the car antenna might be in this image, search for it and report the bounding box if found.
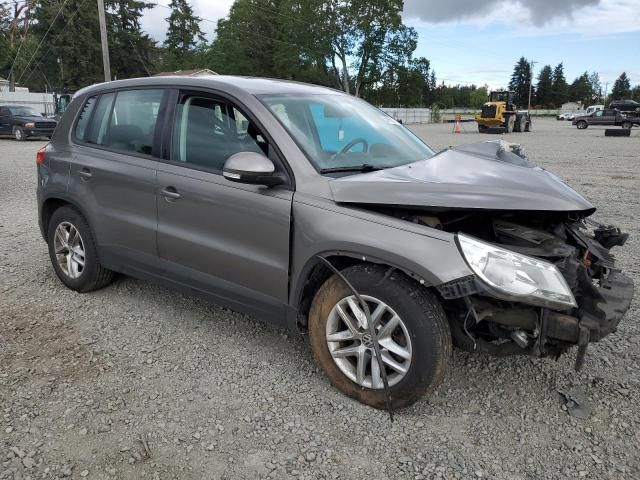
[316,256,394,422]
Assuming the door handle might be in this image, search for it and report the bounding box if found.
[161,187,181,201]
[78,168,92,180]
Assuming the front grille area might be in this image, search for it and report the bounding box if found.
[35,122,56,130]
[481,104,497,118]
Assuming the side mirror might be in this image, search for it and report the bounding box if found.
[223,152,285,187]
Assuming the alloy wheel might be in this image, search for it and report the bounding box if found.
[53,221,86,279]
[325,295,412,389]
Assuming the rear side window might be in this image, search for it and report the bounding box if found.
[84,89,163,156]
[74,96,97,140]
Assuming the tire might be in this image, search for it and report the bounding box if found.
[308,264,451,410]
[515,116,526,132]
[14,127,25,141]
[525,118,531,132]
[478,124,488,133]
[504,115,515,133]
[47,206,114,292]
[621,121,633,130]
[577,120,588,129]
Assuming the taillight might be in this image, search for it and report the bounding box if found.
[36,146,47,166]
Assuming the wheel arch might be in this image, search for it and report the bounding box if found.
[292,250,436,331]
[40,195,92,243]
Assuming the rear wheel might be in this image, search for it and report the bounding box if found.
[308,264,451,409]
[515,116,526,132]
[525,118,531,132]
[577,120,588,129]
[47,206,114,292]
[622,121,633,129]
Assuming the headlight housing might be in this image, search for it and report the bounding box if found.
[457,233,576,309]
[25,122,35,128]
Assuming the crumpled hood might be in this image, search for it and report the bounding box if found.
[329,140,595,213]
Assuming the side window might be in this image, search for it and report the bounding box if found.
[171,95,270,171]
[594,110,603,117]
[74,96,97,140]
[86,93,115,145]
[103,89,163,155]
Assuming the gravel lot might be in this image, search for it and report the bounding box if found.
[1,118,638,480]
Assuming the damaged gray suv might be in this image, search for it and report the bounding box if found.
[37,77,634,409]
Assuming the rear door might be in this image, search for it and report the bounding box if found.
[602,109,617,126]
[155,90,293,324]
[68,88,166,270]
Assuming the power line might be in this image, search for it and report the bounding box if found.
[15,0,71,85]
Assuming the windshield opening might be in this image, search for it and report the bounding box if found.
[8,106,39,116]
[259,94,434,173]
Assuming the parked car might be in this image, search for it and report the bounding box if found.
[572,108,638,129]
[37,77,634,409]
[608,99,640,113]
[0,104,57,140]
[556,112,572,120]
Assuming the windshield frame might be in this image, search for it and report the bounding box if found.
[257,92,435,175]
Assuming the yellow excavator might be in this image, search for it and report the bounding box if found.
[475,91,531,133]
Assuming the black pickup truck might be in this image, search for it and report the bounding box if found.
[0,104,57,140]
[572,108,640,129]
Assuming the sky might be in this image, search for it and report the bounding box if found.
[140,0,640,90]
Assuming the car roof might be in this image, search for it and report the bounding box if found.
[75,75,343,98]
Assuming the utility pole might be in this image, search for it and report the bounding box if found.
[96,0,111,82]
[603,82,609,106]
[527,60,537,111]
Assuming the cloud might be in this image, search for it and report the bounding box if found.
[402,0,600,26]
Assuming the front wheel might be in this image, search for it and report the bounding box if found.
[14,127,25,141]
[47,206,115,292]
[504,115,515,133]
[308,264,451,409]
[577,120,588,129]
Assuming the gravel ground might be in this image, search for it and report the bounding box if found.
[1,118,638,480]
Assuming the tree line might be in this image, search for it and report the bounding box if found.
[508,57,638,109]
[1,0,637,109]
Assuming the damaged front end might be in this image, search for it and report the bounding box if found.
[434,216,633,369]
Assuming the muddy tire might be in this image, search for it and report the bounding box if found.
[308,264,451,410]
[47,206,115,292]
[621,121,633,129]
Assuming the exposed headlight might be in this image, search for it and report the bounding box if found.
[25,122,35,128]
[457,234,576,309]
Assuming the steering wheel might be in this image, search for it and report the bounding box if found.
[329,137,369,161]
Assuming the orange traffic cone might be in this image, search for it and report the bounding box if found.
[453,114,462,133]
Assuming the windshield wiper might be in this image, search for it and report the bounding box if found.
[319,164,385,174]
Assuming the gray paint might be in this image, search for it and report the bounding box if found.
[38,75,597,331]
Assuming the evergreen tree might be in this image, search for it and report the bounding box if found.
[508,57,532,107]
[163,0,205,70]
[535,65,553,107]
[610,72,631,100]
[107,0,157,79]
[551,62,568,107]
[568,72,593,107]
[631,85,640,101]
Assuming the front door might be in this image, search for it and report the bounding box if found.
[156,92,293,324]
[0,108,11,134]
